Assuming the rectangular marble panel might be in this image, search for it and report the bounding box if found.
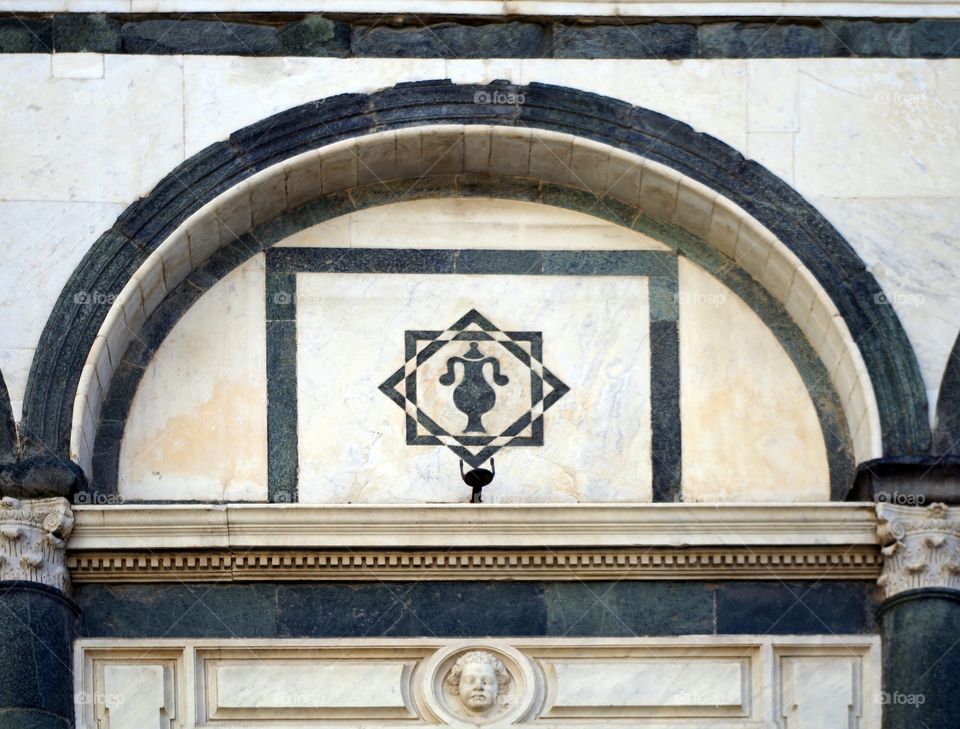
[203,658,414,720]
[779,655,861,728]
[78,654,182,729]
[295,271,652,503]
[546,658,748,717]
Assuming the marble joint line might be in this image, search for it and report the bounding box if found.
[265,246,682,502]
[66,545,882,582]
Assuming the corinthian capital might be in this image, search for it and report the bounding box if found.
[0,496,74,593]
[876,502,960,600]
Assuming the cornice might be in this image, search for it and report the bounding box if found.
[64,504,881,582]
[68,503,880,550]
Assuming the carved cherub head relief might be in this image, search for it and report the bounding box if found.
[445,650,511,715]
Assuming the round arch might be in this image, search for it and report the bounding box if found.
[21,80,928,482]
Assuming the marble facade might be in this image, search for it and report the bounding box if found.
[0,5,958,729]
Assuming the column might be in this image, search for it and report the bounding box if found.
[0,496,77,729]
[876,502,960,729]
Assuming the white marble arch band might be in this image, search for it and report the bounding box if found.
[67,124,881,479]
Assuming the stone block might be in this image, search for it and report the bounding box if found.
[912,20,960,57]
[552,23,697,59]
[0,18,51,53]
[821,19,912,58]
[277,14,351,57]
[52,13,121,53]
[76,583,278,638]
[699,22,822,58]
[716,582,877,634]
[352,22,544,59]
[121,19,278,55]
[545,582,714,636]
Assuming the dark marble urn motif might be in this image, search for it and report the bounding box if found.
[439,342,509,433]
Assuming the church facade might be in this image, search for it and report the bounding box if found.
[0,2,959,727]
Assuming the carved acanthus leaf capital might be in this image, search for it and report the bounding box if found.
[0,496,74,593]
[876,502,960,600]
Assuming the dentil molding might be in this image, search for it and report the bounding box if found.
[876,502,960,599]
[0,496,75,592]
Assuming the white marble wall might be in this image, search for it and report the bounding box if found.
[118,255,267,501]
[679,258,829,501]
[1,55,957,433]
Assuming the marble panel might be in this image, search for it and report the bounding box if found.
[296,272,652,503]
[0,54,184,203]
[276,198,670,251]
[205,658,412,719]
[96,664,174,729]
[813,196,960,421]
[0,200,123,418]
[117,255,267,501]
[747,131,796,184]
[517,59,749,152]
[678,258,830,501]
[51,53,104,80]
[795,59,960,198]
[0,348,34,424]
[546,659,746,716]
[778,656,860,728]
[81,659,180,729]
[182,57,446,158]
[747,60,798,133]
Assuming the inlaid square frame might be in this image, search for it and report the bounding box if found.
[265,247,680,503]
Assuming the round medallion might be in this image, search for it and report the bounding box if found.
[416,643,541,725]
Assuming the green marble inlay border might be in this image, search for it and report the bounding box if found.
[264,245,681,502]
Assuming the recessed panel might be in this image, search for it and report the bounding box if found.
[294,269,654,503]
